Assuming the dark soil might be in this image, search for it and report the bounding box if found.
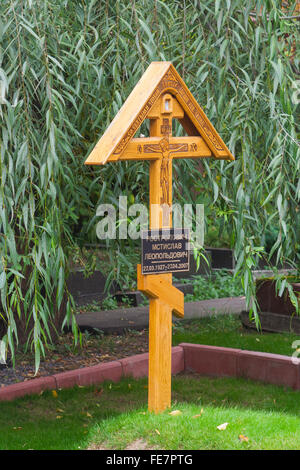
[0,329,149,388]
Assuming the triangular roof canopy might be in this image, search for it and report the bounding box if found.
[85,62,234,165]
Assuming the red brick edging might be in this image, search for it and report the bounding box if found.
[1,344,299,401]
[181,343,300,390]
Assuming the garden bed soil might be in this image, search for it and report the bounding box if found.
[0,329,149,388]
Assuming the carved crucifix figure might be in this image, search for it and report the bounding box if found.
[156,137,170,205]
[143,136,171,205]
[147,92,187,227]
[145,136,189,206]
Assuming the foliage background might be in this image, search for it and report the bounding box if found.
[0,0,299,368]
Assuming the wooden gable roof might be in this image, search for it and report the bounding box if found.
[85,62,234,165]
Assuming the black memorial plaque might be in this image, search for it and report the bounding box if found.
[141,228,190,275]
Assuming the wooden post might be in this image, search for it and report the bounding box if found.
[136,266,183,413]
[148,110,173,413]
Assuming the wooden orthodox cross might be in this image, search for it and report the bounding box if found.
[85,62,234,414]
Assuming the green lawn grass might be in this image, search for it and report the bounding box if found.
[1,375,300,450]
[172,314,299,357]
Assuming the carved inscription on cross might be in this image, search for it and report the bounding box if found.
[85,62,234,414]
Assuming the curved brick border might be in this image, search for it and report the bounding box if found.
[1,344,300,401]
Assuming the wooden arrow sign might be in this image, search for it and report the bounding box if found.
[85,61,234,414]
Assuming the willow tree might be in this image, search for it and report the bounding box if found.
[0,0,299,370]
